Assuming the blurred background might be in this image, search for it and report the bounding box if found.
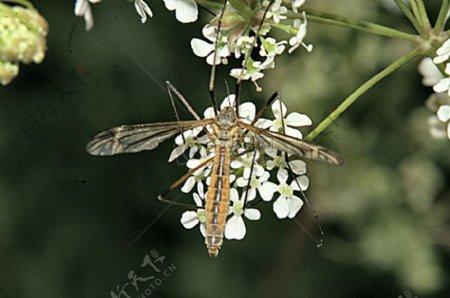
[0,0,449,297]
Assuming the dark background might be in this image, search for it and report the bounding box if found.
[0,0,449,297]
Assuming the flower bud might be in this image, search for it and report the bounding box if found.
[0,3,48,85]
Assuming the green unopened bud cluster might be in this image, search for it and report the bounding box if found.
[0,3,48,85]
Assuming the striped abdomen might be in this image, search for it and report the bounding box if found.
[204,143,231,257]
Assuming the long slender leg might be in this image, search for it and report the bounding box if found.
[277,99,324,247]
[242,145,258,206]
[158,155,215,207]
[251,91,280,125]
[166,82,188,144]
[166,81,201,120]
[208,0,228,115]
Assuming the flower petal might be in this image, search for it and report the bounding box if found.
[286,112,312,127]
[287,196,304,218]
[437,105,450,122]
[229,188,239,203]
[191,38,213,58]
[244,208,261,220]
[181,176,196,193]
[239,102,256,122]
[291,175,309,191]
[433,78,450,93]
[168,145,186,162]
[224,215,246,240]
[259,181,278,201]
[289,159,307,175]
[271,99,287,118]
[180,211,199,229]
[284,126,303,138]
[277,168,289,184]
[174,0,198,23]
[273,196,289,219]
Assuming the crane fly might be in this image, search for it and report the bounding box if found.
[87,0,343,257]
[86,86,343,257]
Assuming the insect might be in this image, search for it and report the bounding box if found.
[86,0,343,257]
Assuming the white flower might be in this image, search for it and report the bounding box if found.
[74,0,101,31]
[418,58,444,87]
[181,147,213,193]
[163,0,198,23]
[260,37,287,58]
[267,0,288,23]
[433,38,450,64]
[168,127,203,162]
[428,116,448,139]
[191,25,230,65]
[134,0,153,23]
[230,57,275,91]
[236,168,270,202]
[224,189,261,240]
[288,12,313,54]
[259,169,307,219]
[180,183,206,236]
[233,36,256,59]
[263,99,312,138]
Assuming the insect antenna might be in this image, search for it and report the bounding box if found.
[277,99,325,248]
[234,0,275,119]
[208,0,228,115]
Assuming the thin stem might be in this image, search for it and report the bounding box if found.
[409,0,423,26]
[0,0,33,9]
[434,0,450,34]
[290,9,417,42]
[415,0,432,30]
[196,0,222,11]
[394,0,425,35]
[304,49,421,142]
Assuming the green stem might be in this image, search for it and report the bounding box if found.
[434,0,450,34]
[305,49,421,142]
[415,0,432,30]
[409,0,423,26]
[196,0,223,11]
[0,0,33,9]
[290,9,417,42]
[394,0,424,35]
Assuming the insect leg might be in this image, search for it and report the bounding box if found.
[242,145,258,207]
[251,91,280,125]
[208,0,228,115]
[158,155,215,207]
[166,81,201,120]
[277,100,324,247]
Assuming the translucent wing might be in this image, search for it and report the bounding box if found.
[240,123,343,165]
[87,119,213,156]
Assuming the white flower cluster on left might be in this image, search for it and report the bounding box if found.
[169,95,312,240]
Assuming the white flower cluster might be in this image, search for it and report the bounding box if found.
[418,41,450,140]
[171,95,312,240]
[75,0,198,31]
[0,3,48,85]
[191,0,312,91]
